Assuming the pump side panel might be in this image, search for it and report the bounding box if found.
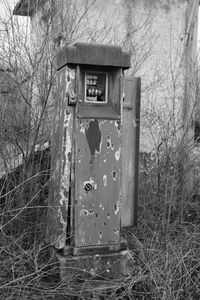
[75,119,121,247]
[47,66,75,249]
[121,77,141,227]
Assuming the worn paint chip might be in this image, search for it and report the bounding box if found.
[115,147,121,161]
[80,209,89,216]
[112,170,117,181]
[114,203,120,215]
[103,174,107,187]
[115,120,121,132]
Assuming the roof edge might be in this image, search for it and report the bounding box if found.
[57,43,131,70]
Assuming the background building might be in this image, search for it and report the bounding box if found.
[11,0,200,194]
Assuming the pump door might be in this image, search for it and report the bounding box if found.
[74,70,122,248]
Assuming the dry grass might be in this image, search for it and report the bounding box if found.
[0,150,200,299]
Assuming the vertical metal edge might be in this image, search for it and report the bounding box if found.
[70,112,75,247]
[119,68,124,232]
[133,77,141,226]
[72,65,81,247]
[120,69,123,234]
[65,66,76,247]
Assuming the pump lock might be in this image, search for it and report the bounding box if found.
[84,182,93,192]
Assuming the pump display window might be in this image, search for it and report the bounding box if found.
[85,72,108,103]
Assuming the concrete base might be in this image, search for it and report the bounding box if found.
[57,249,136,283]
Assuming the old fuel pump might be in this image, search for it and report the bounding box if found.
[47,43,140,279]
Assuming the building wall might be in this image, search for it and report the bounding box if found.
[123,0,197,153]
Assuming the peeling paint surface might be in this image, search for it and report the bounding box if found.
[47,66,75,249]
[75,119,121,247]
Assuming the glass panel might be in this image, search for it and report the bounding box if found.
[85,71,108,103]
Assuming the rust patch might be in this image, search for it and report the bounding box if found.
[106,138,111,148]
[80,208,95,216]
[85,119,102,156]
[80,209,89,216]
[106,137,114,150]
[112,170,117,180]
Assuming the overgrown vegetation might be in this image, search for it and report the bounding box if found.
[1,150,200,299]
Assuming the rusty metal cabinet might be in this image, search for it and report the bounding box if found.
[47,43,140,255]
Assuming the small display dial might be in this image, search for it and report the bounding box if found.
[85,72,108,103]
